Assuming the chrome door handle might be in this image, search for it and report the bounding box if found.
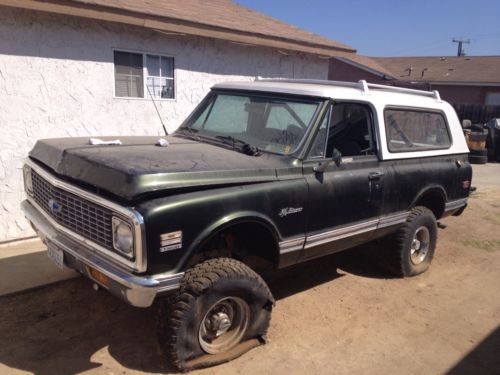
[368,171,384,181]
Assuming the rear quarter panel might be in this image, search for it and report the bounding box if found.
[381,154,472,216]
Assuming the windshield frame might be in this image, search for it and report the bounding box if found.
[176,89,327,157]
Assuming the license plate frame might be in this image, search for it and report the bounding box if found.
[47,242,64,269]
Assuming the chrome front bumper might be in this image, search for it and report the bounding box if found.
[21,199,184,308]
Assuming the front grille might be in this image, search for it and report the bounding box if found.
[31,169,114,250]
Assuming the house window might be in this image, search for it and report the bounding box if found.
[145,55,174,99]
[114,51,144,98]
[114,50,175,99]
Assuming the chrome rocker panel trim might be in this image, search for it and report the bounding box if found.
[279,237,306,254]
[278,211,410,254]
[22,199,184,308]
[444,198,468,212]
[305,219,379,249]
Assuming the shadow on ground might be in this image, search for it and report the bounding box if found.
[0,278,172,375]
[269,243,394,300]
[0,245,391,375]
[446,326,500,375]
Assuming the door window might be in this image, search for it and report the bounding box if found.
[310,103,375,158]
[309,108,330,158]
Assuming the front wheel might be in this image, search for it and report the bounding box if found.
[384,206,437,277]
[157,258,274,371]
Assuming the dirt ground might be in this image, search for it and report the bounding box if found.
[1,164,499,375]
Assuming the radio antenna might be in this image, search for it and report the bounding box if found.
[146,83,169,135]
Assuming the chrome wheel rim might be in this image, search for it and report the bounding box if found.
[410,226,430,265]
[198,297,250,354]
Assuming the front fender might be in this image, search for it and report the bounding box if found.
[137,178,308,274]
[177,211,281,269]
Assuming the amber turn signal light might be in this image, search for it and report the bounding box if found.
[87,266,110,287]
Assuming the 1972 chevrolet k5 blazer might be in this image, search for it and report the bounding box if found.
[21,79,471,370]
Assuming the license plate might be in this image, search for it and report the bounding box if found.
[47,242,64,269]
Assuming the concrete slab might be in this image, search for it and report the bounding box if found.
[0,238,78,296]
[471,162,500,192]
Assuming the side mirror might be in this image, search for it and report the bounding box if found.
[313,149,342,173]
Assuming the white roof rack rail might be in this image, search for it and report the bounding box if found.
[365,81,441,100]
[255,77,441,100]
[256,77,361,90]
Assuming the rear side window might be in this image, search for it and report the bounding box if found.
[385,109,451,152]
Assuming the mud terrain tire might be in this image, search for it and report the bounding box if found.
[384,206,437,277]
[157,258,274,371]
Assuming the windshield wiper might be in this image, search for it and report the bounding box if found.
[174,127,200,140]
[215,135,261,156]
[177,127,198,134]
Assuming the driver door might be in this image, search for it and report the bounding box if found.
[301,102,385,261]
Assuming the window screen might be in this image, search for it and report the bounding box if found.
[145,54,174,99]
[385,109,451,152]
[114,51,144,98]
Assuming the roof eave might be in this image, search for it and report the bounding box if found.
[0,0,356,57]
[399,80,500,87]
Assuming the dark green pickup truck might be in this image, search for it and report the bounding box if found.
[21,79,472,370]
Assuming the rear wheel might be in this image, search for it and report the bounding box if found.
[384,206,437,277]
[157,258,274,371]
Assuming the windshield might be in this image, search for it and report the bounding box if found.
[178,92,320,155]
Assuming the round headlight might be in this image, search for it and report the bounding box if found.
[112,217,134,256]
[23,166,33,195]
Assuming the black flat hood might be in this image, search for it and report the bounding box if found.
[29,136,292,200]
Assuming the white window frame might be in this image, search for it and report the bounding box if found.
[112,48,176,102]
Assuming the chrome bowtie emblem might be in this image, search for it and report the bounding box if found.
[48,199,63,214]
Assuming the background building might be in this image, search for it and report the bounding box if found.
[329,55,500,122]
